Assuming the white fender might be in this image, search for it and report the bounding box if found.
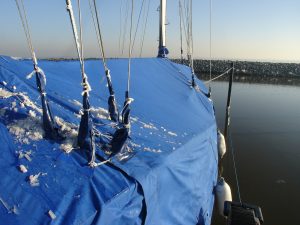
[217,130,226,159]
[215,177,232,217]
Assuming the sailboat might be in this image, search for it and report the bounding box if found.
[0,0,263,224]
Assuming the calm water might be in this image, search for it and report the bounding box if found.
[210,80,300,225]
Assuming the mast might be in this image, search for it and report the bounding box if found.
[157,0,169,57]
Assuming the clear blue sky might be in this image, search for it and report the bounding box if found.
[1,0,300,62]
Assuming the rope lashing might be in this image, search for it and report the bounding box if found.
[66,0,95,160]
[108,0,134,157]
[14,0,61,140]
[88,0,118,121]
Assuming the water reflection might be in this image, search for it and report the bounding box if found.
[208,78,300,225]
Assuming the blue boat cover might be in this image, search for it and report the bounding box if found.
[0,55,218,225]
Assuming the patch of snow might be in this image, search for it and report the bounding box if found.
[8,116,44,144]
[142,122,158,130]
[54,117,78,153]
[0,88,14,99]
[71,99,82,107]
[28,110,36,118]
[131,117,138,122]
[18,92,42,114]
[10,56,23,60]
[90,107,109,120]
[19,165,28,173]
[29,173,41,187]
[48,210,56,220]
[144,147,162,153]
[11,101,17,109]
[167,131,177,137]
[276,179,286,184]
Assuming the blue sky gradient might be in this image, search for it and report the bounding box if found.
[1,0,300,62]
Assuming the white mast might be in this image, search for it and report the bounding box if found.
[158,0,169,57]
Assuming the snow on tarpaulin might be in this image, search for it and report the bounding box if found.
[0,55,218,225]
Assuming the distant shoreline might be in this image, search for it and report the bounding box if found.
[172,59,300,77]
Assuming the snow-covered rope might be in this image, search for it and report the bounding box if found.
[88,0,118,121]
[66,0,96,164]
[89,158,111,168]
[15,0,61,139]
[204,67,233,84]
[66,0,91,96]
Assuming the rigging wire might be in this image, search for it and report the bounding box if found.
[77,0,85,74]
[14,0,36,65]
[118,0,124,54]
[228,126,242,203]
[121,0,130,56]
[209,0,212,93]
[90,0,108,70]
[179,0,184,63]
[131,0,146,54]
[179,0,188,55]
[88,0,102,57]
[139,0,150,57]
[127,0,134,96]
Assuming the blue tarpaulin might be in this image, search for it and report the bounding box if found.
[0,55,218,225]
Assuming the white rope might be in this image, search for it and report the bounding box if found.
[26,67,46,82]
[89,158,111,168]
[204,67,232,84]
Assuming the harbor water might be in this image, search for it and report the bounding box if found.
[210,78,300,225]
